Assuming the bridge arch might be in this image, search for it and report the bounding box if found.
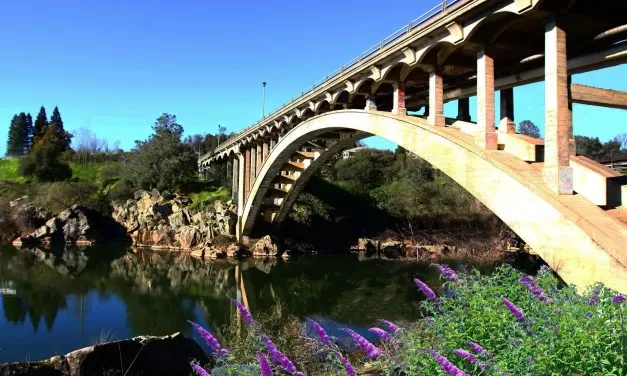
[241,110,626,293]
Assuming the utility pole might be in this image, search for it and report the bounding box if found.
[262,81,267,118]
[217,124,222,147]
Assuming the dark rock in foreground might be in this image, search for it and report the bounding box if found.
[0,333,208,376]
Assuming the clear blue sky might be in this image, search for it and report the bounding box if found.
[0,0,625,155]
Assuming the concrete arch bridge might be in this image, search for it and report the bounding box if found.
[200,0,627,293]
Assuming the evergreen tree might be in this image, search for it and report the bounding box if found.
[49,106,71,151]
[6,115,21,156]
[33,106,48,143]
[24,113,33,154]
[19,122,72,182]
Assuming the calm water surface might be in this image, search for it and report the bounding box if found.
[0,244,499,362]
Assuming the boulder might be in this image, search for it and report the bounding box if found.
[252,235,279,257]
[176,226,198,250]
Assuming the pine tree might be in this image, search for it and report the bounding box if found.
[33,106,49,143]
[23,113,33,154]
[6,115,21,156]
[49,106,71,151]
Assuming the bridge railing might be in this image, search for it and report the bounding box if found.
[206,0,466,159]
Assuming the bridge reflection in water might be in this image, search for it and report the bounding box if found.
[0,244,507,363]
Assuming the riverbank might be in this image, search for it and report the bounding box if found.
[2,188,528,266]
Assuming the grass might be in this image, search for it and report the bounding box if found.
[0,158,120,185]
[189,186,231,210]
[68,161,119,183]
[0,158,27,183]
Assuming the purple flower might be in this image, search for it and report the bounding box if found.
[261,334,297,374]
[188,320,228,358]
[335,353,355,376]
[258,353,273,376]
[435,264,461,285]
[342,328,381,359]
[414,278,437,300]
[190,362,210,376]
[229,297,254,325]
[309,319,331,346]
[427,350,468,376]
[378,319,399,333]
[613,294,626,304]
[588,289,600,306]
[368,327,392,342]
[467,341,493,358]
[519,276,552,304]
[502,297,524,321]
[454,349,488,371]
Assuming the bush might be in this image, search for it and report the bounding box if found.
[188,265,626,376]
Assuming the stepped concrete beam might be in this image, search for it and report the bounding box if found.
[428,70,444,126]
[499,88,516,133]
[476,49,497,149]
[543,18,574,195]
[570,83,627,110]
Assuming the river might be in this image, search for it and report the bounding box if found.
[0,244,506,363]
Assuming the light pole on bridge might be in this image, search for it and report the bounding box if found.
[262,81,267,118]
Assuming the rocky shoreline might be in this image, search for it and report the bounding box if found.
[4,190,527,264]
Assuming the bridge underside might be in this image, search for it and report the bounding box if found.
[200,0,627,293]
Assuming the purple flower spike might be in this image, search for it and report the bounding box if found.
[261,334,297,374]
[335,353,356,376]
[258,353,273,376]
[613,294,626,304]
[454,349,489,371]
[343,328,381,359]
[467,341,493,358]
[190,362,210,376]
[378,319,399,333]
[427,350,468,376]
[519,276,552,304]
[188,320,228,358]
[309,319,331,346]
[368,327,392,342]
[414,278,437,300]
[502,297,525,321]
[229,297,254,325]
[435,264,461,285]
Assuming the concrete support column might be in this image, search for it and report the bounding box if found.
[232,156,239,202]
[250,144,257,184]
[543,18,573,194]
[244,147,251,202]
[499,88,516,133]
[456,97,471,121]
[236,152,245,241]
[262,140,269,162]
[476,49,498,149]
[428,70,444,126]
[256,141,263,176]
[365,93,377,111]
[392,81,407,115]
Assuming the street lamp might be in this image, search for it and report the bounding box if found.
[262,81,267,118]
